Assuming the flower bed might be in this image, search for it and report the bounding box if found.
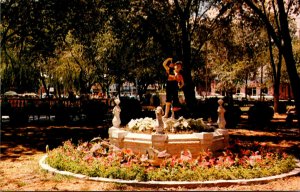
[45,139,297,182]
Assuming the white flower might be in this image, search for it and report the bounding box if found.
[182,121,189,128]
[249,155,262,166]
[139,125,146,131]
[128,119,137,130]
[127,117,156,131]
[140,154,148,162]
[173,122,180,128]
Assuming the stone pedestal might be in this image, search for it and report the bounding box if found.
[112,98,121,128]
[168,134,199,157]
[152,134,168,151]
[108,127,119,138]
[217,99,226,129]
[109,127,128,148]
[108,127,229,158]
[194,132,214,151]
[216,128,229,147]
[123,133,152,154]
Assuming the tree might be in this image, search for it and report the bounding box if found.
[106,0,231,116]
[1,0,107,96]
[240,0,300,124]
[206,7,269,101]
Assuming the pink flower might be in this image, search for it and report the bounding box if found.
[224,156,234,167]
[217,156,224,165]
[241,149,251,156]
[180,149,192,161]
[260,142,267,147]
[209,158,216,165]
[249,155,262,166]
[140,154,149,162]
[83,154,94,163]
[122,161,132,167]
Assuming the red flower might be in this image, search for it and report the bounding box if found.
[282,152,288,159]
[241,149,251,156]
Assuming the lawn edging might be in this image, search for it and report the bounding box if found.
[39,154,300,187]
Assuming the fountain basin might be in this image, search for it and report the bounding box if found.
[109,127,229,158]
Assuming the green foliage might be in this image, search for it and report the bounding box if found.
[46,139,297,182]
[292,39,300,74]
[1,0,300,117]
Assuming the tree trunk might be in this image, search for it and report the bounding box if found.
[268,33,282,113]
[175,0,196,116]
[41,77,49,96]
[278,0,300,126]
[273,55,282,113]
[244,0,300,126]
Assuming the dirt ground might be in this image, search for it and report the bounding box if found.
[0,115,299,191]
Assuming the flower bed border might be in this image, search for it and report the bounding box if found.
[39,154,300,187]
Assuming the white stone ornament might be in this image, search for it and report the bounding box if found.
[112,98,121,128]
[155,106,165,134]
[217,99,226,129]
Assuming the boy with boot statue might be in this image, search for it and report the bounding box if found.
[162,58,184,118]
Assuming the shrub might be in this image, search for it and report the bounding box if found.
[277,102,287,114]
[10,108,29,125]
[224,105,242,128]
[120,97,142,125]
[82,100,108,124]
[1,99,12,116]
[37,101,51,120]
[52,101,69,124]
[248,102,274,128]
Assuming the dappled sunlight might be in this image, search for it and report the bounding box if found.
[1,124,109,160]
[228,127,300,159]
[267,140,300,148]
[1,119,300,190]
[228,129,279,137]
[0,144,43,160]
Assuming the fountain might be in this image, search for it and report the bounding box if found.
[39,98,299,185]
[108,99,229,159]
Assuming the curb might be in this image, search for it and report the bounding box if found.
[39,155,300,187]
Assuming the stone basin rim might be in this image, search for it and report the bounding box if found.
[39,154,300,187]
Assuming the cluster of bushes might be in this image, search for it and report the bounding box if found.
[0,99,109,125]
[248,102,274,128]
[1,99,34,124]
[191,98,242,128]
[120,97,142,125]
[1,96,281,128]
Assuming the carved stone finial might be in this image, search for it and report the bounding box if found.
[112,98,121,128]
[217,99,226,129]
[155,106,165,134]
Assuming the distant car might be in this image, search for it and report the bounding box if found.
[195,95,204,100]
[232,93,249,100]
[250,93,274,101]
[206,93,224,99]
[22,93,39,98]
[41,93,54,99]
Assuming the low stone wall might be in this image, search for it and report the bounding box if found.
[108,127,229,158]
